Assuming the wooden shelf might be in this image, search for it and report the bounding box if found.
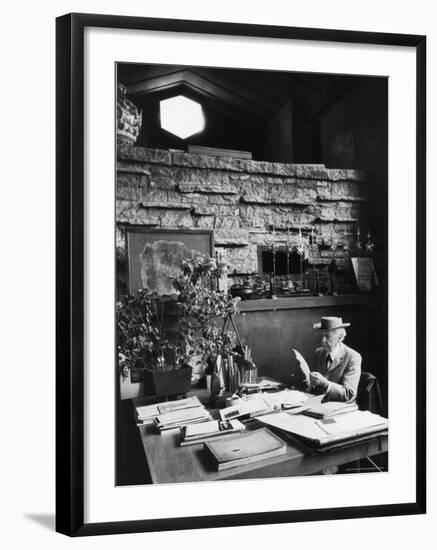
[237,293,373,313]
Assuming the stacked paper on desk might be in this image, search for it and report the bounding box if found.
[302,401,358,419]
[154,406,212,432]
[263,389,308,409]
[204,428,287,470]
[157,396,202,414]
[219,397,271,421]
[256,410,388,448]
[136,396,203,425]
[180,419,245,446]
[219,389,307,422]
[136,403,160,425]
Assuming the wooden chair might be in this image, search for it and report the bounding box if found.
[357,371,383,415]
[341,371,386,474]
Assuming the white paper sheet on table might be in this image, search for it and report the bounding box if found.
[185,420,220,437]
[315,410,388,435]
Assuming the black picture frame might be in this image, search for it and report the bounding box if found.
[56,12,426,537]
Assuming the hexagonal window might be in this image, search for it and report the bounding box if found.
[160,95,205,139]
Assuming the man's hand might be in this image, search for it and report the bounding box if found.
[309,371,329,391]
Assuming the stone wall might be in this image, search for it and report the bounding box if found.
[116,145,370,286]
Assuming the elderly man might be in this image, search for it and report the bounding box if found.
[292,316,361,402]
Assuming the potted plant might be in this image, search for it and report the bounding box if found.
[116,288,190,397]
[116,254,240,397]
[172,255,241,382]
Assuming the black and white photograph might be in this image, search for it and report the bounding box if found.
[115,62,390,486]
[52,9,426,538]
[1,0,433,546]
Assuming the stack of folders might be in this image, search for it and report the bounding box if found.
[204,428,287,471]
[136,396,203,425]
[219,389,308,422]
[154,407,212,432]
[180,419,245,446]
[302,401,358,419]
[256,410,388,449]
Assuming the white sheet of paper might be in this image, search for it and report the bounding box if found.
[185,420,220,437]
[157,396,201,414]
[157,406,210,424]
[263,389,307,408]
[136,404,160,419]
[256,411,329,440]
[316,411,388,435]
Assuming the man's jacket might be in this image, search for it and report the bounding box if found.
[311,343,362,402]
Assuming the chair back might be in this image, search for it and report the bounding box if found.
[357,371,383,415]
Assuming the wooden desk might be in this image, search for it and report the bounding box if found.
[128,390,388,484]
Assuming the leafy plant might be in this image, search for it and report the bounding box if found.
[172,255,240,374]
[116,254,240,378]
[116,288,167,376]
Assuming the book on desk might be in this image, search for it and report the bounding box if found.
[204,428,287,471]
[154,404,212,432]
[301,400,358,419]
[136,395,204,425]
[180,419,245,446]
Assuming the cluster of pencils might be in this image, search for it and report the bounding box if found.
[220,353,241,394]
[217,345,256,393]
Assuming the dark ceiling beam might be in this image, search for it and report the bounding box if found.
[191,68,282,114]
[219,70,296,109]
[129,80,262,126]
[126,70,272,118]
[117,65,186,85]
[309,79,354,116]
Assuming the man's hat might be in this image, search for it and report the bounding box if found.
[313,316,350,330]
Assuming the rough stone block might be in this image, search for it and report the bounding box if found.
[193,205,239,217]
[229,173,251,182]
[288,165,329,180]
[208,195,239,206]
[116,200,194,227]
[326,168,369,182]
[118,145,172,166]
[317,181,369,202]
[309,202,360,223]
[148,165,179,190]
[214,230,249,246]
[117,161,152,175]
[181,193,209,206]
[172,152,245,172]
[195,216,215,229]
[247,231,271,245]
[177,170,238,194]
[116,201,154,225]
[225,246,258,274]
[243,159,275,175]
[214,216,241,230]
[178,180,238,194]
[239,205,314,229]
[253,163,329,179]
[140,190,186,209]
[240,180,316,205]
[116,172,149,200]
